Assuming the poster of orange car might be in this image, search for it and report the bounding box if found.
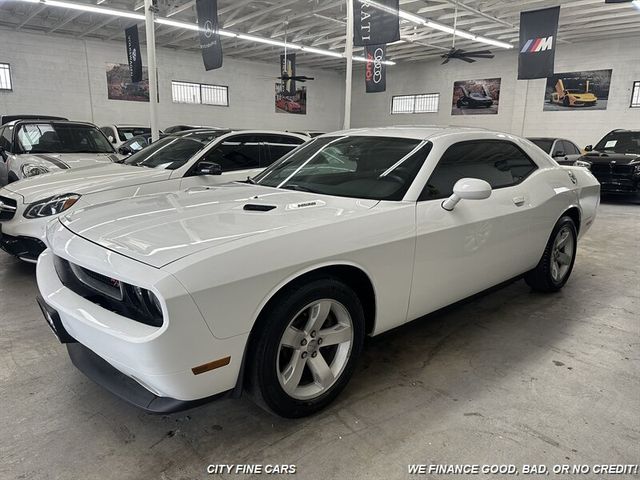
[275,82,306,115]
[544,69,611,111]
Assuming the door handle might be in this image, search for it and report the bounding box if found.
[513,196,525,206]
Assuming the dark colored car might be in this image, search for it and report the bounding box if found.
[528,137,583,165]
[456,86,493,109]
[578,129,640,195]
[117,133,153,156]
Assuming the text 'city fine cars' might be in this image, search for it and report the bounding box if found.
[0,129,308,262]
[36,127,600,417]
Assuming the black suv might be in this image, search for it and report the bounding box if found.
[578,130,640,196]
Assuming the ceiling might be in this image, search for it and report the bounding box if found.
[1,0,639,69]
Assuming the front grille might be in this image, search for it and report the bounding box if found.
[0,195,17,221]
[591,163,635,175]
[54,256,163,327]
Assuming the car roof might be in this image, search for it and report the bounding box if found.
[3,119,99,128]
[323,125,491,141]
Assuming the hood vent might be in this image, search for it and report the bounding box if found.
[243,204,276,212]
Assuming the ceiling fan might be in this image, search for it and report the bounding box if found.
[440,2,494,64]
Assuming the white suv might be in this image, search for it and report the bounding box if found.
[0,119,118,186]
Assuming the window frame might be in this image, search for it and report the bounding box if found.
[171,80,229,107]
[418,139,539,202]
[391,93,440,115]
[0,63,12,91]
[631,81,640,108]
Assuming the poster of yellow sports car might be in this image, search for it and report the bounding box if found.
[106,63,149,102]
[543,69,611,111]
[275,83,307,114]
[451,78,501,115]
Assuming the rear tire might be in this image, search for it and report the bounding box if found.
[247,277,365,418]
[525,216,577,293]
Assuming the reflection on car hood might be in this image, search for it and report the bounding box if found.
[60,183,379,268]
[4,163,170,204]
[16,153,116,171]
[582,152,640,165]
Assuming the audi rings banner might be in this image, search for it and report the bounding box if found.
[365,44,386,93]
[196,0,223,71]
[124,25,142,83]
[353,0,400,46]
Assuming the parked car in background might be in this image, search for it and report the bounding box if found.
[576,129,640,196]
[0,129,308,262]
[99,125,152,148]
[163,125,221,134]
[35,127,599,417]
[528,137,583,165]
[0,119,118,186]
[117,133,153,156]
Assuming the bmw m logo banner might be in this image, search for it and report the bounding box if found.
[353,0,400,46]
[125,25,143,83]
[280,53,296,96]
[196,0,223,71]
[518,6,560,80]
[365,44,386,93]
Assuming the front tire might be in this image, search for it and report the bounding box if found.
[247,277,365,418]
[525,216,577,292]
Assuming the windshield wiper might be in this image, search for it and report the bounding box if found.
[282,184,317,193]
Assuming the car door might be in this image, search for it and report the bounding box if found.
[408,139,540,320]
[178,134,265,190]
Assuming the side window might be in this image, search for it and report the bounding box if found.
[261,134,305,167]
[202,135,261,172]
[101,127,115,142]
[0,127,11,152]
[565,141,580,155]
[420,140,538,201]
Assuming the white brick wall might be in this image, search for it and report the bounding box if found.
[0,29,346,131]
[350,36,640,147]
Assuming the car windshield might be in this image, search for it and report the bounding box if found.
[529,139,554,154]
[124,131,225,169]
[117,127,151,142]
[16,123,115,154]
[594,132,640,154]
[254,136,431,201]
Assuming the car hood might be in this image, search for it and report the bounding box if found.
[59,184,380,268]
[4,163,170,204]
[581,152,640,165]
[18,152,117,171]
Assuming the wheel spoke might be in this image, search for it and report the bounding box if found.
[281,326,304,348]
[557,251,572,266]
[304,300,332,333]
[281,351,307,395]
[307,353,334,388]
[551,261,559,280]
[556,230,570,249]
[319,323,352,347]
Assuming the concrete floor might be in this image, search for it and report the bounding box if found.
[1,201,638,480]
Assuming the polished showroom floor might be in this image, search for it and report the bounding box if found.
[1,201,638,480]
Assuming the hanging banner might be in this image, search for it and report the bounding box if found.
[365,44,386,93]
[518,6,560,80]
[196,0,223,71]
[125,25,143,83]
[280,53,296,96]
[353,0,400,46]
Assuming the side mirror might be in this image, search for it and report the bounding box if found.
[442,178,492,211]
[118,146,132,156]
[195,161,222,176]
[553,151,565,158]
[584,145,593,152]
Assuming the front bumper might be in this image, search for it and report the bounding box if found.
[590,172,640,194]
[0,229,46,261]
[0,189,48,261]
[36,232,248,408]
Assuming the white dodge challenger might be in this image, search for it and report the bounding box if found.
[36,127,600,417]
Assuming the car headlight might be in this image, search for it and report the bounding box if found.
[21,163,50,177]
[574,160,592,169]
[634,164,640,176]
[23,193,81,219]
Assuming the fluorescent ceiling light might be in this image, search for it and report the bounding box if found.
[45,0,144,19]
[360,0,513,49]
